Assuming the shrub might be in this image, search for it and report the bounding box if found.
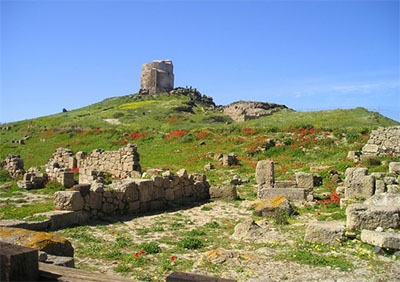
[138,242,161,254]
[178,237,204,249]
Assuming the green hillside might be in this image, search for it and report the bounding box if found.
[1,91,398,187]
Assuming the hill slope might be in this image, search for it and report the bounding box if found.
[0,91,399,185]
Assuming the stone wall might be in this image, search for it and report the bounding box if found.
[362,126,400,156]
[140,60,174,94]
[1,154,25,179]
[77,144,141,179]
[46,144,141,185]
[54,169,210,217]
[256,160,315,201]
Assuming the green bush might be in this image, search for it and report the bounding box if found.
[138,242,161,254]
[178,237,204,249]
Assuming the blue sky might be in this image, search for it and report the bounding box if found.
[1,0,399,123]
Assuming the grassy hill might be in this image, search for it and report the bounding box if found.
[1,91,399,187]
[1,91,400,281]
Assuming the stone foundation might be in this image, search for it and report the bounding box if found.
[54,169,210,217]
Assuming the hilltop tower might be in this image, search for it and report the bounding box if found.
[140,60,174,94]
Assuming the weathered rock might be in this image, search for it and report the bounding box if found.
[0,242,39,282]
[346,204,400,230]
[210,184,238,200]
[255,160,274,187]
[258,188,312,201]
[362,126,400,156]
[295,172,314,189]
[254,196,293,218]
[364,193,400,206]
[344,167,375,200]
[223,101,287,122]
[0,154,25,179]
[361,229,400,250]
[203,249,234,264]
[54,191,84,211]
[0,227,74,257]
[304,221,346,245]
[389,162,400,174]
[230,220,266,241]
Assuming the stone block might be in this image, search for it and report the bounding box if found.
[0,227,74,257]
[0,242,39,282]
[165,189,174,201]
[258,188,311,201]
[361,230,400,250]
[255,160,274,187]
[388,185,400,194]
[102,202,115,214]
[69,184,91,197]
[134,179,154,202]
[254,196,293,218]
[389,162,400,174]
[304,221,346,245]
[346,204,400,230]
[274,180,297,188]
[375,180,386,194]
[36,210,90,230]
[344,167,375,200]
[295,172,314,189]
[183,185,194,197]
[177,168,188,179]
[364,193,400,206]
[54,191,84,211]
[210,184,238,200]
[128,201,140,213]
[88,191,102,210]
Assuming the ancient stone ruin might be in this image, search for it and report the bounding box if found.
[223,101,288,122]
[54,169,210,218]
[255,160,317,201]
[304,162,400,251]
[140,60,174,94]
[362,126,400,156]
[44,144,141,188]
[0,154,25,179]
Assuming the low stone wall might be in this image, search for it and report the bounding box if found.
[46,144,141,181]
[362,126,400,156]
[54,169,210,218]
[78,144,141,178]
[256,160,315,201]
[1,154,25,179]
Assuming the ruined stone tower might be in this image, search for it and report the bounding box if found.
[140,60,174,94]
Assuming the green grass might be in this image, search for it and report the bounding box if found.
[1,91,399,280]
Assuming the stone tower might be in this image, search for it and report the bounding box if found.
[140,60,174,94]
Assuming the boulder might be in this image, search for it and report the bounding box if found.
[254,196,293,218]
[346,204,400,230]
[364,193,400,206]
[304,221,346,245]
[389,162,400,174]
[54,191,84,211]
[344,167,375,200]
[361,229,400,250]
[0,227,74,257]
[255,160,274,187]
[230,219,265,241]
[295,172,314,188]
[210,184,238,200]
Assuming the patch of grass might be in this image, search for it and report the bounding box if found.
[278,242,353,271]
[178,237,204,250]
[138,242,161,254]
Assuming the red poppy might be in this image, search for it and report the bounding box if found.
[135,252,140,258]
[140,249,146,255]
[170,255,177,262]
